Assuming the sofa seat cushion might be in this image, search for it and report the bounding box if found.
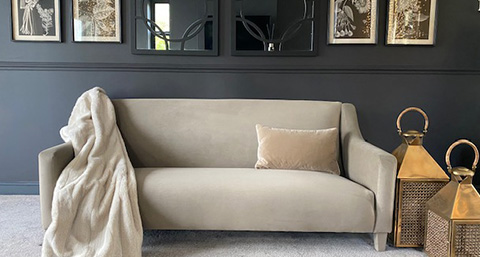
[135,168,375,232]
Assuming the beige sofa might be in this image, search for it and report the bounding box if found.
[39,99,397,251]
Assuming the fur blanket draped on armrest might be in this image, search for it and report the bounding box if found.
[42,87,143,257]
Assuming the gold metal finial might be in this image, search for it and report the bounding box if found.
[451,167,475,177]
[445,139,479,174]
[396,107,429,136]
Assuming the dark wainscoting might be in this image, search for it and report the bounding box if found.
[1,0,480,192]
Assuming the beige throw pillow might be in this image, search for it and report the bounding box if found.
[255,124,340,175]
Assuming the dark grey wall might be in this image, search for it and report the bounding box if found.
[1,0,480,190]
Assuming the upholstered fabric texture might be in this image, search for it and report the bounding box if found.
[135,167,375,232]
[39,99,397,246]
[341,104,397,233]
[38,142,74,230]
[255,125,340,175]
[112,99,342,168]
[42,88,143,257]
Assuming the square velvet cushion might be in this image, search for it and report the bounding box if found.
[255,124,340,175]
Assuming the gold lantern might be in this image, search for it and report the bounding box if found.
[390,107,450,247]
[425,139,480,257]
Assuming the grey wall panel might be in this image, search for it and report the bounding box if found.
[0,0,478,69]
[1,0,480,188]
[1,70,480,186]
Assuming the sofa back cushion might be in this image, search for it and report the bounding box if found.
[112,99,342,168]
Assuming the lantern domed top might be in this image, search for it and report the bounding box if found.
[427,139,480,220]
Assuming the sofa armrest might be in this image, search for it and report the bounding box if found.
[38,142,74,230]
[341,104,397,233]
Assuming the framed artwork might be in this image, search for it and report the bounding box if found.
[386,0,438,45]
[328,0,378,44]
[72,0,121,43]
[11,0,61,42]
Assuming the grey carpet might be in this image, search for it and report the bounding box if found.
[0,195,426,257]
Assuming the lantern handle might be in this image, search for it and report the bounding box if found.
[396,107,429,135]
[445,139,479,172]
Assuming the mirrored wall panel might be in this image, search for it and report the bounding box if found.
[132,0,218,55]
[232,0,316,56]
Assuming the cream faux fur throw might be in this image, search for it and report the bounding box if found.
[42,88,143,257]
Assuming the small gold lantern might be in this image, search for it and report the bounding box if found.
[425,139,480,257]
[390,107,450,247]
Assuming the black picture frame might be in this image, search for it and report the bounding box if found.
[131,0,219,56]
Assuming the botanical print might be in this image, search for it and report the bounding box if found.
[73,0,121,42]
[11,0,59,41]
[334,0,371,38]
[387,0,437,45]
[328,0,377,44]
[36,4,54,36]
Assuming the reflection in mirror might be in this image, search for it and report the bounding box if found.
[233,0,316,56]
[132,0,218,55]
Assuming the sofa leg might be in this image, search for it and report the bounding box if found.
[373,233,387,252]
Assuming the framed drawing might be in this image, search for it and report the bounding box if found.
[386,0,438,45]
[11,0,61,42]
[328,0,378,44]
[72,0,121,43]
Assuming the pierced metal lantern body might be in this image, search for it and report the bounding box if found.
[390,107,449,247]
[425,139,480,257]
